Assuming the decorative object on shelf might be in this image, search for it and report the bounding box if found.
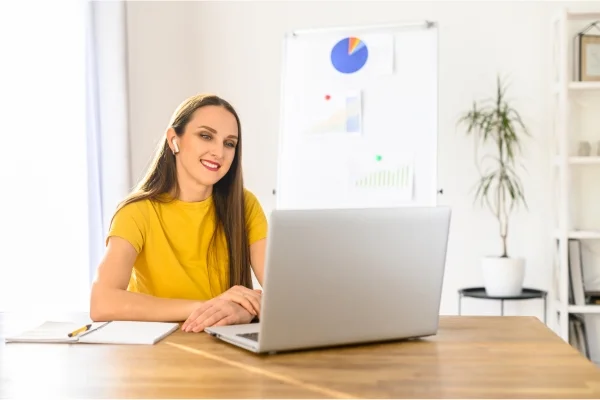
[575,21,600,82]
[457,75,530,297]
[578,140,591,156]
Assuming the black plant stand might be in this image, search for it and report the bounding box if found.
[458,287,548,323]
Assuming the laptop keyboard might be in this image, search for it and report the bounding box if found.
[237,332,259,341]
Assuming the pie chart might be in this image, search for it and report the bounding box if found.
[330,37,369,74]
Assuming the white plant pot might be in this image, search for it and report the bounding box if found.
[481,256,525,297]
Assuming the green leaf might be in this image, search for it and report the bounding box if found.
[456,74,529,248]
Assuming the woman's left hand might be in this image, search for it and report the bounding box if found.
[181,298,254,333]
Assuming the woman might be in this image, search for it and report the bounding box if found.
[90,93,267,333]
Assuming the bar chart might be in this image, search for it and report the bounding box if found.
[353,164,411,189]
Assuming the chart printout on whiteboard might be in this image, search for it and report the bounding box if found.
[277,24,437,210]
[303,90,362,136]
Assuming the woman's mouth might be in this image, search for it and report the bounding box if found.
[200,160,221,171]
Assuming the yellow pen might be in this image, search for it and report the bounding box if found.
[67,324,92,337]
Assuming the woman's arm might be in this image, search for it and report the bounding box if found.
[249,238,266,286]
[89,237,203,322]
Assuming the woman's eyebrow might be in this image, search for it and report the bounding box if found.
[197,125,217,133]
[197,125,238,139]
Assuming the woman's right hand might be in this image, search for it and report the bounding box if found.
[216,285,262,316]
[182,298,255,333]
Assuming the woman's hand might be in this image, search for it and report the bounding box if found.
[216,285,262,316]
[181,298,254,333]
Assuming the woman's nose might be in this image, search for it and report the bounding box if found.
[209,143,225,159]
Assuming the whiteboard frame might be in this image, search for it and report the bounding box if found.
[291,20,436,36]
[274,20,439,209]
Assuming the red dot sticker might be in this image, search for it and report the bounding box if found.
[325,94,331,100]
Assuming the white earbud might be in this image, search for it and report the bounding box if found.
[172,139,180,154]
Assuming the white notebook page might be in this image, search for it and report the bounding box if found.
[80,321,179,345]
[4,321,106,343]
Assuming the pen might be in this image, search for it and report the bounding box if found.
[67,324,92,337]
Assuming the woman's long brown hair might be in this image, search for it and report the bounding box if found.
[113,94,252,289]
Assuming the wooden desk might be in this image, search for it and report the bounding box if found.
[1,313,599,398]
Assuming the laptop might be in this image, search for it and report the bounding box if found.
[205,206,451,354]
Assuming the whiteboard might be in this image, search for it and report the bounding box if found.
[275,21,439,210]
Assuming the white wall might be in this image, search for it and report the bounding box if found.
[124,0,600,358]
[125,1,205,186]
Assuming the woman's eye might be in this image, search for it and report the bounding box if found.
[200,134,211,140]
[225,142,236,148]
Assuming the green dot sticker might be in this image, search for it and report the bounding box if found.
[375,155,382,162]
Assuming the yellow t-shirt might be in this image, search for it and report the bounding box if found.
[106,189,268,301]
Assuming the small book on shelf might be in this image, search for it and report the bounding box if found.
[568,239,586,305]
[569,314,590,359]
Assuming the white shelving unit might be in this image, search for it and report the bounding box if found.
[552,8,600,344]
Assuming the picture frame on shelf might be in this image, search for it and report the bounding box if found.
[575,21,600,81]
[580,34,600,81]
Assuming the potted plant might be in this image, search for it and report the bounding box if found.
[457,75,530,297]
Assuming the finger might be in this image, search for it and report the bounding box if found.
[240,291,262,315]
[233,285,260,299]
[243,296,261,316]
[183,305,209,329]
[191,309,228,333]
[185,306,220,332]
[232,287,262,310]
[219,291,256,315]
[212,315,236,327]
[223,287,262,315]
[246,287,263,300]
[182,303,212,330]
[188,306,220,332]
[228,293,258,316]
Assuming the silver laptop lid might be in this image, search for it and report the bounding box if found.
[258,206,451,353]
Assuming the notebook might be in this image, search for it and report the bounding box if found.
[4,320,179,345]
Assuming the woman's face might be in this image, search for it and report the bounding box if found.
[172,105,239,189]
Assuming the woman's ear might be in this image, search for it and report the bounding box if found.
[166,128,179,154]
